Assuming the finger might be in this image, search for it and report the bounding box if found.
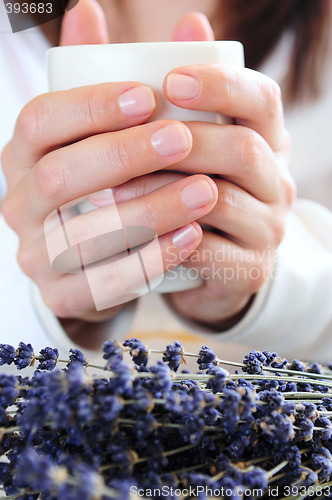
[60,0,109,46]
[36,222,203,319]
[7,83,156,174]
[44,174,217,272]
[172,12,214,41]
[8,120,192,227]
[164,64,284,151]
[90,121,281,205]
[105,173,285,250]
[89,172,185,207]
[170,122,282,203]
[180,231,273,297]
[198,179,282,250]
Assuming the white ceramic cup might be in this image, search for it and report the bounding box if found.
[47,41,244,302]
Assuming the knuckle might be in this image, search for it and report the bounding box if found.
[282,129,292,157]
[42,291,68,318]
[34,155,69,201]
[17,246,36,278]
[1,143,11,178]
[16,97,44,145]
[237,129,265,177]
[141,200,159,229]
[82,87,118,130]
[219,66,237,101]
[1,195,21,231]
[83,92,102,129]
[217,183,238,219]
[283,176,297,206]
[263,79,282,118]
[105,136,131,172]
[271,216,286,247]
[247,262,269,294]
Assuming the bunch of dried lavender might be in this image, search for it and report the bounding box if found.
[1,339,332,499]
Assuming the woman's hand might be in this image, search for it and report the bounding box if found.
[111,63,296,329]
[1,82,219,333]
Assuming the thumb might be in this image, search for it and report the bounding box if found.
[59,0,109,46]
[172,12,215,42]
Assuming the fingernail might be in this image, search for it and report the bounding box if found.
[151,124,190,156]
[119,86,155,116]
[166,74,200,100]
[182,179,215,209]
[172,224,200,248]
[88,189,115,207]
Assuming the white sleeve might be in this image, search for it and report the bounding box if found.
[164,199,332,363]
[0,214,136,365]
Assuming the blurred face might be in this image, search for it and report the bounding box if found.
[98,0,218,43]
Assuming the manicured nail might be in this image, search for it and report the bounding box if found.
[88,189,115,207]
[151,124,190,156]
[172,224,200,248]
[166,74,200,100]
[119,86,155,116]
[182,179,215,209]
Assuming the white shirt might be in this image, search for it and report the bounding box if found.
[0,27,332,363]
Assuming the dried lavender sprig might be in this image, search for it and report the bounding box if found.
[230,373,332,388]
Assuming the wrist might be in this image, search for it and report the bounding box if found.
[168,292,254,332]
[190,295,255,332]
[58,305,124,350]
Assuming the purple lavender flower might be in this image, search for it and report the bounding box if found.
[94,394,123,427]
[0,374,17,408]
[180,414,205,444]
[37,347,59,371]
[68,348,87,366]
[13,447,53,493]
[197,345,217,370]
[243,350,267,374]
[220,389,242,434]
[289,359,305,371]
[301,468,318,487]
[0,344,16,366]
[294,414,315,441]
[149,361,173,397]
[259,412,294,444]
[109,359,134,397]
[311,447,332,480]
[14,342,34,370]
[133,413,157,442]
[162,341,183,371]
[242,467,268,492]
[123,337,148,367]
[307,362,322,374]
[102,340,123,366]
[206,366,228,393]
[258,389,284,412]
[227,435,247,460]
[270,356,288,369]
[262,351,278,366]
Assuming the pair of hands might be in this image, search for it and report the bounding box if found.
[1,1,296,342]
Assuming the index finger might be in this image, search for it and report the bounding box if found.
[164,65,284,152]
[6,82,156,176]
